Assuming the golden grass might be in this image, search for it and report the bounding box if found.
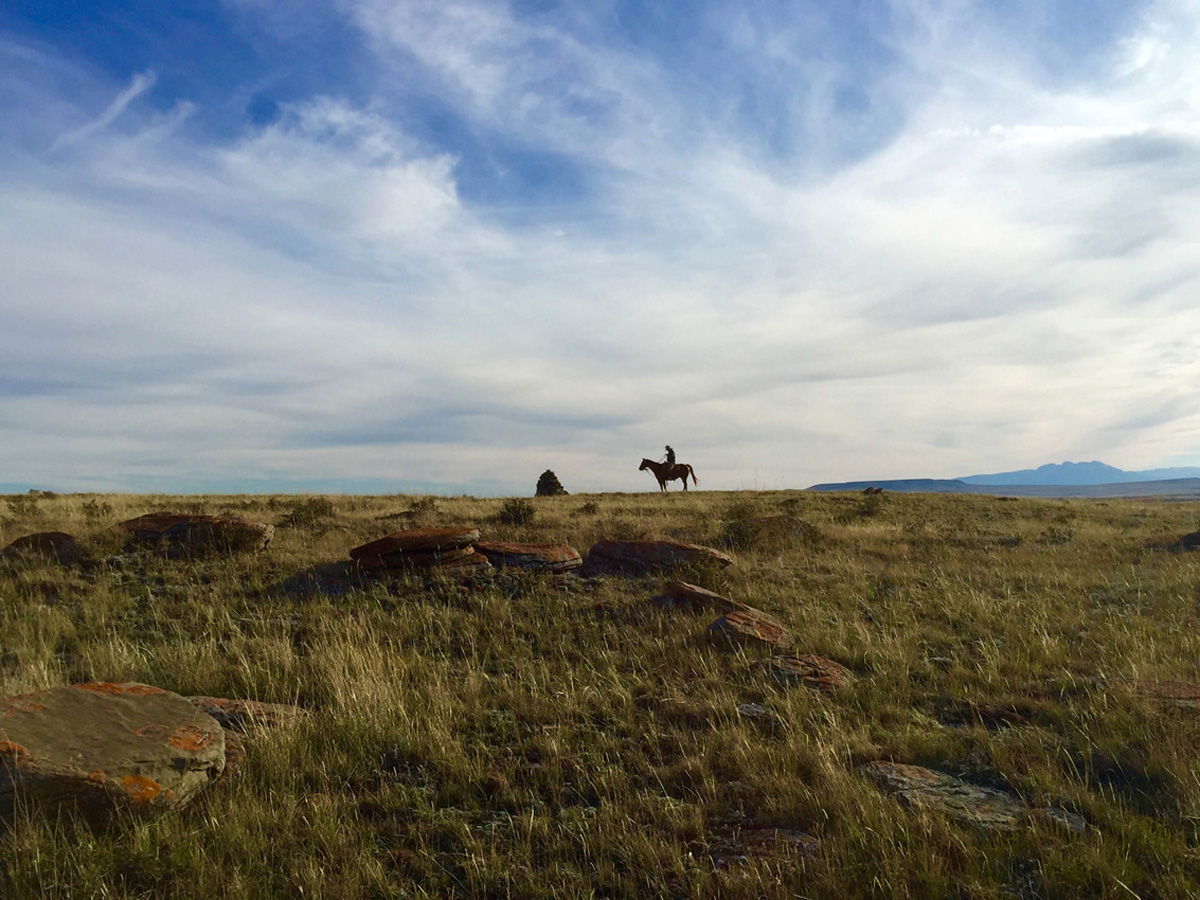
[2,489,1200,897]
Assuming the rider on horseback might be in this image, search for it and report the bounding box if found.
[663,445,676,466]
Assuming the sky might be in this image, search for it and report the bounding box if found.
[2,0,1199,495]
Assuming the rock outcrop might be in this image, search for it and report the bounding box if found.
[349,527,489,575]
[117,514,274,556]
[758,655,856,691]
[0,682,225,821]
[535,470,568,496]
[651,581,747,614]
[580,540,734,577]
[707,608,791,650]
[474,541,582,572]
[0,532,88,567]
[862,762,1024,831]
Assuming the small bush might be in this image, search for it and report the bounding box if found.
[81,498,114,523]
[576,501,600,516]
[410,496,439,514]
[497,497,537,525]
[277,496,337,529]
[6,495,40,519]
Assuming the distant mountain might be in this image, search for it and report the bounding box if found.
[959,461,1200,486]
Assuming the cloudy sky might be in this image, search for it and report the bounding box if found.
[2,0,1198,495]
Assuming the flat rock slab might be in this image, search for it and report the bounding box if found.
[708,608,791,650]
[117,514,274,556]
[862,761,1025,831]
[1129,678,1200,707]
[278,561,368,599]
[474,541,582,572]
[652,580,746,613]
[0,532,88,567]
[580,540,734,577]
[185,696,305,732]
[0,682,225,821]
[350,527,480,561]
[357,545,478,571]
[759,655,856,691]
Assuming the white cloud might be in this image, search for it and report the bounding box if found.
[3,1,1200,492]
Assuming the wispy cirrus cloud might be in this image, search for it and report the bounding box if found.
[1,0,1199,494]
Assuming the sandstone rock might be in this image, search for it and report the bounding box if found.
[357,545,478,571]
[0,682,225,821]
[708,608,790,650]
[580,540,734,577]
[474,541,582,572]
[278,561,367,599]
[758,655,856,691]
[117,513,274,556]
[349,526,480,561]
[1129,678,1200,707]
[651,580,746,613]
[0,532,87,567]
[185,696,304,732]
[1177,531,1200,550]
[862,761,1025,831]
[535,470,568,496]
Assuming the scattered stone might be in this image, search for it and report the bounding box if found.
[278,561,368,599]
[185,696,304,732]
[1030,806,1089,834]
[349,527,480,561]
[0,532,88,567]
[862,761,1026,831]
[535,470,568,496]
[357,545,478,571]
[862,486,884,495]
[1128,678,1200,708]
[474,541,582,572]
[707,817,818,868]
[117,513,274,556]
[580,539,734,577]
[759,655,856,692]
[651,580,747,613]
[708,608,791,651]
[1177,531,1200,551]
[0,682,225,821]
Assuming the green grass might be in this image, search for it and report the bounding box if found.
[2,490,1200,898]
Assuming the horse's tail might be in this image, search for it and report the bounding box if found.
[687,465,698,486]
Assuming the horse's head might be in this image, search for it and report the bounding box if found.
[639,458,653,470]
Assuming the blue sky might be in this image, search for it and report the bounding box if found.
[2,0,1199,494]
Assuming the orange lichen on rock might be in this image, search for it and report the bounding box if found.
[0,740,30,768]
[135,723,170,739]
[87,770,108,784]
[120,774,163,806]
[1,697,46,716]
[168,723,214,752]
[75,682,168,696]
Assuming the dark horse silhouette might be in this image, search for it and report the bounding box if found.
[639,458,698,492]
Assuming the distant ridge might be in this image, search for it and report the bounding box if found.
[959,460,1200,486]
[807,477,1200,499]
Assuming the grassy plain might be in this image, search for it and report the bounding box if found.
[2,488,1200,898]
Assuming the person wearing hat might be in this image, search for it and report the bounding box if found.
[663,445,676,466]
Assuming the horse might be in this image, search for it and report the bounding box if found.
[639,458,698,492]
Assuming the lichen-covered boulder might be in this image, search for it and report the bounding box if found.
[356,545,478,571]
[349,527,479,561]
[0,532,88,567]
[0,682,225,821]
[862,762,1025,831]
[117,514,274,556]
[758,655,856,691]
[474,541,582,572]
[580,540,734,577]
[651,581,746,614]
[708,608,791,650]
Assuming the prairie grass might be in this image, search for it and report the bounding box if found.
[1,490,1200,897]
